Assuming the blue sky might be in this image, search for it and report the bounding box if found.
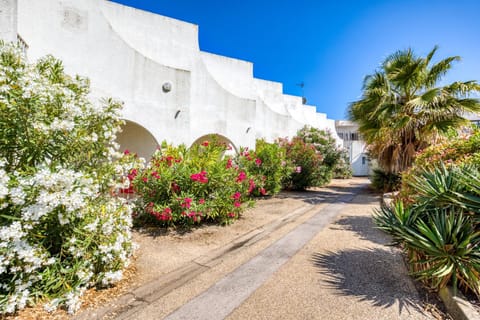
[111,0,480,120]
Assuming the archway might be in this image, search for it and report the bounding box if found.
[191,134,238,157]
[116,120,159,160]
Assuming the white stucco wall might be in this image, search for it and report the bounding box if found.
[335,120,370,176]
[10,0,341,159]
[0,0,17,42]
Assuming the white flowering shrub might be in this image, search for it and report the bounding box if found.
[0,42,135,314]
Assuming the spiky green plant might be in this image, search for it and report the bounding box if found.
[375,164,480,296]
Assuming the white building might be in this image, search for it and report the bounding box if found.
[0,0,342,159]
[335,120,370,176]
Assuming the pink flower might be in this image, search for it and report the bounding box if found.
[259,187,267,195]
[199,198,205,204]
[255,158,262,166]
[295,166,302,173]
[234,201,241,208]
[226,158,233,169]
[236,171,246,183]
[228,212,236,218]
[181,197,192,209]
[160,207,172,221]
[142,177,148,183]
[151,171,160,179]
[123,149,130,155]
[190,171,208,183]
[231,192,241,200]
[127,169,137,181]
[248,179,255,193]
[171,182,181,193]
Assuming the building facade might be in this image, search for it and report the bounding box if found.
[335,120,370,176]
[1,0,342,159]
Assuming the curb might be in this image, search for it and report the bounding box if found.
[439,287,480,320]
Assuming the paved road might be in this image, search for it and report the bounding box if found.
[110,179,430,320]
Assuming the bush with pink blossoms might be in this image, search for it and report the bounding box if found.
[133,138,255,227]
[235,139,289,196]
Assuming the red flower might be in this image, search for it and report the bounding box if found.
[248,179,255,193]
[259,187,267,195]
[228,212,236,218]
[127,169,137,181]
[171,182,181,193]
[181,197,192,209]
[236,171,246,183]
[202,141,209,147]
[199,198,205,204]
[226,158,233,169]
[255,158,262,166]
[123,149,130,155]
[190,171,208,183]
[231,192,241,200]
[142,177,148,183]
[234,201,241,208]
[159,207,172,221]
[151,171,160,179]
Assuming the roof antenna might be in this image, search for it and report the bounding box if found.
[296,82,306,104]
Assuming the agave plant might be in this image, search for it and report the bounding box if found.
[409,164,480,213]
[375,164,480,295]
[400,210,480,296]
[373,200,418,245]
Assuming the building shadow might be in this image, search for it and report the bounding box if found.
[311,248,426,316]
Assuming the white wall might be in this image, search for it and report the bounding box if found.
[13,0,341,158]
[0,0,17,42]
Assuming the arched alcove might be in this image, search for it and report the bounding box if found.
[191,134,238,156]
[116,120,159,160]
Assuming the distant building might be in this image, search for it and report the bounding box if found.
[335,121,370,176]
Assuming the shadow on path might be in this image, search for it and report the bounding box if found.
[332,215,390,246]
[312,248,425,316]
[277,183,374,206]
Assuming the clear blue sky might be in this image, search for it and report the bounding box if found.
[111,0,480,120]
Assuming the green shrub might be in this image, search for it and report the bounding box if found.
[296,126,347,184]
[235,139,288,196]
[279,137,324,190]
[133,138,254,227]
[370,168,401,192]
[401,130,480,198]
[333,149,353,179]
[0,42,134,314]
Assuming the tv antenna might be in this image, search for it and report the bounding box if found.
[296,82,306,104]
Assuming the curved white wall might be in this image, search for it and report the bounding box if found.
[13,0,341,159]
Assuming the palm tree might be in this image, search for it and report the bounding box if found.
[349,46,480,174]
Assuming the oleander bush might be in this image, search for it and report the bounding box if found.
[0,42,136,314]
[333,149,353,179]
[132,138,255,227]
[297,126,350,183]
[235,139,290,196]
[278,136,324,190]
